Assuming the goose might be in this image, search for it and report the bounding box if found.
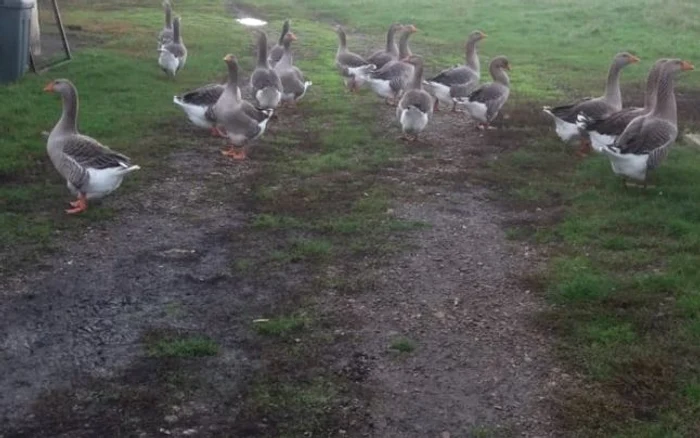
[173,82,225,136]
[600,59,694,187]
[158,16,187,77]
[543,52,639,155]
[157,0,174,48]
[577,59,668,152]
[334,26,376,92]
[268,19,291,67]
[453,56,511,130]
[396,24,417,58]
[44,79,140,214]
[250,31,283,110]
[363,25,418,105]
[396,56,433,141]
[424,30,486,112]
[366,23,403,69]
[216,55,275,160]
[274,32,312,105]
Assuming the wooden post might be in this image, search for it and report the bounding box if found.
[29,1,41,56]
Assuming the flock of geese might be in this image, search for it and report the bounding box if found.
[40,1,694,215]
[545,54,694,186]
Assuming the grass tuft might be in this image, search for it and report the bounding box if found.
[147,336,219,358]
[254,315,309,338]
[389,337,416,354]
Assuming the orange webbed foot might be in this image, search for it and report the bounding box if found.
[210,127,227,138]
[221,146,247,160]
[66,196,87,214]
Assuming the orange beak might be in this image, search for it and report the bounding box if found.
[480,32,487,39]
[289,32,297,41]
[43,81,55,92]
[681,60,695,71]
[629,55,640,63]
[223,54,233,62]
[409,24,418,32]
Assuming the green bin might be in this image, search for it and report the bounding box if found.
[0,0,35,84]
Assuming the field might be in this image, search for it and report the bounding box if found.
[2,0,700,436]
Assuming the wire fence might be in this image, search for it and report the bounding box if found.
[30,0,71,72]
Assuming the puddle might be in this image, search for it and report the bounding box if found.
[236,17,267,27]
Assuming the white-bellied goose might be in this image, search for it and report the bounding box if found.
[274,32,312,105]
[577,59,669,152]
[158,16,187,77]
[601,59,694,186]
[268,19,291,67]
[364,25,418,105]
[44,79,140,214]
[424,30,486,112]
[216,55,274,160]
[157,0,174,48]
[335,26,376,91]
[366,23,402,69]
[543,52,639,154]
[454,56,511,130]
[250,31,283,110]
[396,56,433,141]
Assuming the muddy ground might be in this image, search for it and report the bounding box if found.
[357,108,560,437]
[1,24,562,438]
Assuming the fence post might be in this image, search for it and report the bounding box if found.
[30,1,40,56]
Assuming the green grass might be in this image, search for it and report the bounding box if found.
[147,335,219,358]
[271,237,334,263]
[254,315,309,337]
[252,213,305,230]
[389,337,416,354]
[470,425,514,438]
[247,378,340,437]
[498,137,700,433]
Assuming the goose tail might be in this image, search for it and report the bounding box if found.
[576,112,594,131]
[119,164,142,175]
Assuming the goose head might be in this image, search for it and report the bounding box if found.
[401,24,418,34]
[490,56,511,71]
[43,78,74,95]
[468,30,487,43]
[614,52,640,68]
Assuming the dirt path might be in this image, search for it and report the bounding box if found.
[320,109,560,437]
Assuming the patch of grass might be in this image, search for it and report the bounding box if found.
[232,257,253,274]
[254,315,309,338]
[147,335,219,358]
[272,237,333,263]
[549,257,616,304]
[252,214,305,231]
[389,337,416,354]
[246,377,341,436]
[384,219,431,231]
[470,425,514,438]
